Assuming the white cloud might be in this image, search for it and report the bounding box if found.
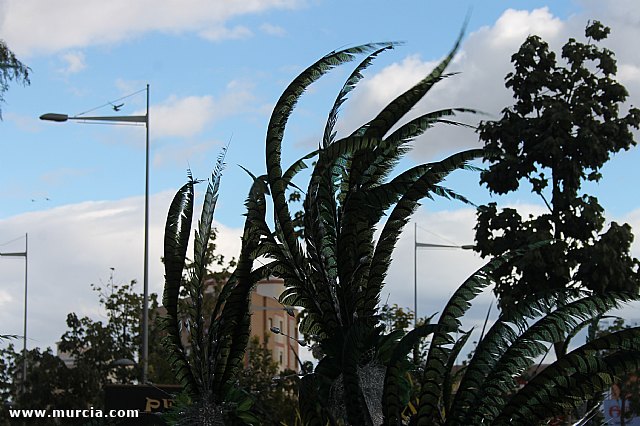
[199,25,252,42]
[59,51,86,74]
[341,7,569,161]
[0,0,300,55]
[340,6,640,162]
[0,289,13,307]
[0,191,243,351]
[356,54,437,116]
[151,95,217,138]
[260,23,286,37]
[619,64,640,84]
[484,7,563,48]
[153,139,221,167]
[148,81,255,139]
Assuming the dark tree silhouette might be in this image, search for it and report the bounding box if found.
[474,21,640,308]
[0,40,30,119]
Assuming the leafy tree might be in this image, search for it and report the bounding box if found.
[379,304,415,334]
[238,336,299,425]
[0,274,172,424]
[58,278,174,407]
[0,40,30,119]
[0,345,80,425]
[474,20,640,308]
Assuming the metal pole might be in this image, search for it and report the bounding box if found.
[40,93,152,383]
[142,84,150,383]
[414,222,417,328]
[0,238,28,395]
[22,233,28,396]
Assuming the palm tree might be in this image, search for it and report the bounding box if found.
[161,150,266,425]
[251,31,481,424]
[160,29,640,426]
[412,251,640,425]
[248,33,640,426]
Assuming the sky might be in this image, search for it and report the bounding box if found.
[1,0,640,361]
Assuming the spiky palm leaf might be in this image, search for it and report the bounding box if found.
[462,292,634,424]
[382,323,446,424]
[161,152,265,424]
[414,253,505,425]
[266,42,398,273]
[494,327,640,425]
[412,286,639,426]
[250,27,480,424]
[390,244,640,426]
[162,177,196,394]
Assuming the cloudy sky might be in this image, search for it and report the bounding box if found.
[1,0,640,359]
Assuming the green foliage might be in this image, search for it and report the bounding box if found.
[474,20,640,307]
[238,337,299,425]
[238,22,640,425]
[0,276,169,425]
[57,279,167,404]
[0,345,79,425]
[405,250,640,425]
[159,19,640,426]
[243,27,482,424]
[594,317,640,424]
[0,39,30,119]
[160,151,264,424]
[379,304,415,334]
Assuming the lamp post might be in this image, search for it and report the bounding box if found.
[0,233,28,394]
[40,85,151,383]
[413,223,474,327]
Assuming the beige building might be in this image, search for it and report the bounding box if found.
[154,277,299,373]
[250,277,299,372]
[58,277,300,374]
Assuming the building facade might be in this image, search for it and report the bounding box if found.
[249,277,299,372]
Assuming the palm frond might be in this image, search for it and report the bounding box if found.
[415,253,507,425]
[210,178,266,397]
[495,328,640,424]
[190,148,227,391]
[323,44,397,148]
[382,324,445,424]
[363,149,484,321]
[161,178,197,394]
[463,292,635,424]
[266,43,396,272]
[359,29,464,139]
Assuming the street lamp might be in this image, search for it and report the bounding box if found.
[0,233,28,394]
[413,223,474,327]
[40,85,151,383]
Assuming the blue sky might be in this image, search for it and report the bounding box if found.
[1,0,639,356]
